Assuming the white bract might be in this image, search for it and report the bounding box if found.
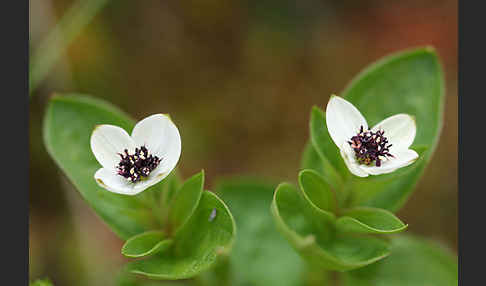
[326,95,418,177]
[90,114,181,195]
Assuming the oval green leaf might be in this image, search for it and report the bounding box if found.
[168,170,204,233]
[271,183,390,271]
[299,169,337,213]
[122,231,172,258]
[336,207,407,234]
[127,191,236,280]
[43,95,160,239]
[342,47,444,211]
[342,235,458,286]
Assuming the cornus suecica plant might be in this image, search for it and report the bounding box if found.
[41,48,457,286]
[326,95,418,177]
[43,96,235,281]
[269,47,457,285]
[90,114,181,195]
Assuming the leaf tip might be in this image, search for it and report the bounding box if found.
[310,105,324,117]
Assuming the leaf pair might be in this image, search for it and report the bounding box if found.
[121,170,205,258]
[272,170,407,271]
[125,189,235,280]
[299,169,407,234]
[44,95,235,280]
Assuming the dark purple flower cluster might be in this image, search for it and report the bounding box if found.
[117,146,161,183]
[348,126,394,167]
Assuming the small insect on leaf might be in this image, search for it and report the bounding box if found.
[209,208,217,222]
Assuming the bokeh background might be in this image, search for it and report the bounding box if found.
[29,0,457,285]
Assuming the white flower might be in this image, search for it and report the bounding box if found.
[326,95,418,177]
[90,114,181,195]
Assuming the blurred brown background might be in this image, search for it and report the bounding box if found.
[29,0,457,285]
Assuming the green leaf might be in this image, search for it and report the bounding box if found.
[336,207,407,234]
[214,177,311,286]
[271,183,390,271]
[342,47,444,211]
[341,235,458,286]
[298,169,337,213]
[169,170,204,233]
[43,95,159,239]
[127,191,236,280]
[309,106,345,196]
[300,142,324,174]
[122,231,172,258]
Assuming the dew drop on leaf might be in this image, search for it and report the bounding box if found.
[209,208,217,222]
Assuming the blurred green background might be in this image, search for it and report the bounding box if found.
[29,0,457,285]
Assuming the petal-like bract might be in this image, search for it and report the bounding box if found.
[326,95,368,148]
[91,125,135,170]
[371,114,416,152]
[131,114,181,179]
[340,143,369,177]
[95,167,168,195]
[358,149,419,175]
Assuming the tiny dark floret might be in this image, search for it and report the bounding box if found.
[348,125,393,167]
[116,146,162,183]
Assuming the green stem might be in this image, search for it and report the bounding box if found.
[29,0,112,96]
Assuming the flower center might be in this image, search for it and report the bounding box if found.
[348,125,394,167]
[117,146,162,183]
